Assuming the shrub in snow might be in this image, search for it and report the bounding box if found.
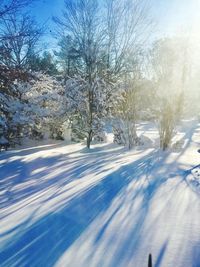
[0,66,33,141]
[156,97,183,151]
[139,135,154,147]
[0,136,10,151]
[112,75,154,149]
[93,131,106,143]
[150,38,185,151]
[0,136,9,144]
[0,115,7,134]
[186,167,200,195]
[113,126,126,145]
[12,73,67,141]
[0,67,68,143]
[113,79,140,149]
[172,138,185,152]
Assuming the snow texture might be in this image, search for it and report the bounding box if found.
[0,119,200,267]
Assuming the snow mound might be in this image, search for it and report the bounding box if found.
[138,134,154,147]
[186,166,200,194]
[0,136,9,144]
[172,138,185,152]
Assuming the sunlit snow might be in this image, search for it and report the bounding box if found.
[0,120,200,267]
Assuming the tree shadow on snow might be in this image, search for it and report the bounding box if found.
[0,145,191,267]
[0,150,165,267]
[0,143,130,212]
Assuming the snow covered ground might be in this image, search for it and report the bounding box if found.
[0,120,200,267]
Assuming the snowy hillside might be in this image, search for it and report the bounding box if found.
[0,120,200,267]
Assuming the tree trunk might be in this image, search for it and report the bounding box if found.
[87,130,92,149]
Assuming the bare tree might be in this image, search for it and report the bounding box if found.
[150,38,188,150]
[54,0,104,148]
[105,0,153,148]
[54,0,153,148]
[0,0,33,19]
[0,13,43,69]
[104,0,152,80]
[113,77,141,148]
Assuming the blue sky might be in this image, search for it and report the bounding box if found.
[27,0,200,50]
[30,0,63,26]
[29,0,64,50]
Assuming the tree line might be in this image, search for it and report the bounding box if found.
[0,0,197,150]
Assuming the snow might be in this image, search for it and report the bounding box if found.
[186,167,200,195]
[0,120,200,267]
[0,136,9,145]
